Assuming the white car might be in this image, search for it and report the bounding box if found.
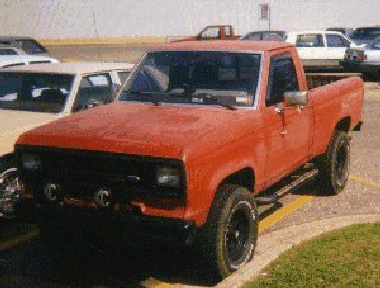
[0,55,60,68]
[0,62,134,218]
[340,36,380,77]
[286,31,365,66]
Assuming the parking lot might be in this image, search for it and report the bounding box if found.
[1,44,380,288]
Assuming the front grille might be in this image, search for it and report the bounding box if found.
[18,146,185,200]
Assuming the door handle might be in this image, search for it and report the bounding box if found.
[280,130,288,135]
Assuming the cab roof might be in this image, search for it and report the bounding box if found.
[151,40,294,52]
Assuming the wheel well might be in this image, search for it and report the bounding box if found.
[1,153,15,172]
[220,168,255,192]
[335,117,351,132]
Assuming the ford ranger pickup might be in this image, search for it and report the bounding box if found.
[14,40,364,280]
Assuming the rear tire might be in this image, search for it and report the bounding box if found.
[315,130,350,195]
[203,184,258,280]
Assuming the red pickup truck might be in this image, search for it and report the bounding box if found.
[172,25,240,42]
[15,40,364,280]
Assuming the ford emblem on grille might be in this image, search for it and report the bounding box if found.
[94,188,112,207]
[44,183,61,201]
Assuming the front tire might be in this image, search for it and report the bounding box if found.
[315,130,350,195]
[203,184,258,280]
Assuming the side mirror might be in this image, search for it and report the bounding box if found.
[284,91,308,107]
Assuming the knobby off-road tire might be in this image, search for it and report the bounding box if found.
[203,184,258,280]
[316,130,350,195]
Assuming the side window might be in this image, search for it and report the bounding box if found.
[266,55,299,107]
[80,73,112,88]
[326,35,350,47]
[0,49,18,55]
[245,32,261,40]
[372,39,380,50]
[200,27,221,39]
[225,26,232,37]
[74,73,113,111]
[296,34,324,47]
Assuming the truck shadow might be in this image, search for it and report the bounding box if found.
[2,235,222,288]
[257,180,333,222]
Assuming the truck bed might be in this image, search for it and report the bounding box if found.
[306,73,362,89]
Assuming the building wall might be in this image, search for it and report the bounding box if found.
[0,0,379,38]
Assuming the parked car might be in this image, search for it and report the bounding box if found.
[14,40,363,280]
[0,36,51,56]
[326,27,354,38]
[0,44,27,56]
[0,55,60,68]
[240,30,286,41]
[0,62,134,218]
[350,26,380,46]
[340,36,380,78]
[285,30,365,68]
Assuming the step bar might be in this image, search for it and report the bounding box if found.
[255,167,319,205]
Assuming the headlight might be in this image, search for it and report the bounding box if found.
[21,154,41,170]
[155,167,180,187]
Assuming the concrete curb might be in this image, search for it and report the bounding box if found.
[216,214,380,288]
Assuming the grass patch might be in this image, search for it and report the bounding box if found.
[244,223,380,288]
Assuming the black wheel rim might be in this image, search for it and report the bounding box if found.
[335,143,348,185]
[226,208,250,263]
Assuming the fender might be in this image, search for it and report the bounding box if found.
[184,155,263,226]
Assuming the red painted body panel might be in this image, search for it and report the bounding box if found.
[16,41,364,227]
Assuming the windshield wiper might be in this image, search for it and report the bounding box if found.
[194,93,237,111]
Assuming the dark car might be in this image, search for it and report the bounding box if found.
[350,26,380,46]
[0,36,50,56]
[240,30,286,41]
[326,27,353,37]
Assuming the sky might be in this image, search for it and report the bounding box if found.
[1,0,380,38]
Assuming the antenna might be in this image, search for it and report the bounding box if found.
[92,10,103,62]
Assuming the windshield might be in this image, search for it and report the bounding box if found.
[119,51,261,108]
[352,28,380,40]
[0,72,74,113]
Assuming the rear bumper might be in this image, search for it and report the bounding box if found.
[30,201,198,246]
[340,60,380,75]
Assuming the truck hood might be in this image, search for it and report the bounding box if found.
[17,102,257,160]
[1,110,61,156]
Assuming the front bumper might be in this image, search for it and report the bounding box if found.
[33,202,198,246]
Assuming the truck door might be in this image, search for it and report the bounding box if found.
[264,54,312,183]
